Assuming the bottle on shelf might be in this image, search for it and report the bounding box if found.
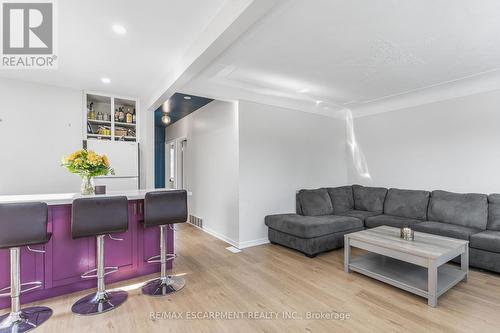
[88,102,95,120]
[132,108,136,123]
[126,108,133,123]
[115,108,119,121]
[118,107,125,122]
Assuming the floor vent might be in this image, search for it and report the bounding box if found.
[226,246,242,253]
[189,215,203,228]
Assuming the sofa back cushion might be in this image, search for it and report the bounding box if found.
[296,189,333,216]
[352,185,388,212]
[384,188,430,220]
[428,190,488,229]
[326,186,354,214]
[487,194,500,231]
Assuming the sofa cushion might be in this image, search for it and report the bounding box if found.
[384,188,430,220]
[338,210,381,222]
[326,186,354,214]
[297,189,333,216]
[427,190,488,230]
[412,221,481,240]
[352,185,387,212]
[487,194,500,231]
[365,215,422,229]
[265,214,363,239]
[470,230,500,253]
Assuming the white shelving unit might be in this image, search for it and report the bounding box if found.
[83,91,139,142]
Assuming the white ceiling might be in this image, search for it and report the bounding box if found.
[181,0,500,116]
[0,0,228,101]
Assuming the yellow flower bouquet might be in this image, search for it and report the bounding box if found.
[62,149,114,195]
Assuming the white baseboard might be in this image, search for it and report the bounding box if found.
[237,238,270,249]
[188,222,239,248]
[188,222,269,250]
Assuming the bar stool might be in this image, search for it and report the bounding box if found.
[71,196,129,316]
[142,190,187,296]
[0,202,52,333]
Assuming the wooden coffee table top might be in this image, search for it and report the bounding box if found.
[346,226,468,259]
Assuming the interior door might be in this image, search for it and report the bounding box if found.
[179,139,187,189]
[165,141,176,189]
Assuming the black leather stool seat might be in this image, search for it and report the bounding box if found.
[144,190,187,228]
[141,190,187,297]
[0,202,52,332]
[70,196,129,315]
[0,202,50,249]
[72,196,129,238]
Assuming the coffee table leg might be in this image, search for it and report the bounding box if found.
[344,235,351,273]
[461,245,469,282]
[428,261,437,307]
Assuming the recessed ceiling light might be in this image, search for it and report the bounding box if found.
[101,77,111,84]
[161,114,171,125]
[297,88,309,93]
[183,96,192,100]
[112,24,127,35]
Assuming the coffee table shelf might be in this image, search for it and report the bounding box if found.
[349,253,467,299]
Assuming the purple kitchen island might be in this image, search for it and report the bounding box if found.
[0,190,174,310]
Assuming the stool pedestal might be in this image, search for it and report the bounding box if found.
[142,225,185,296]
[0,248,52,333]
[71,235,128,316]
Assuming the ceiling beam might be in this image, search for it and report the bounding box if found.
[146,0,279,111]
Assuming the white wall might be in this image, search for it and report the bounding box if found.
[139,105,155,189]
[0,78,82,195]
[238,101,348,245]
[0,77,153,195]
[167,100,348,247]
[349,89,500,194]
[166,100,348,247]
[166,100,240,245]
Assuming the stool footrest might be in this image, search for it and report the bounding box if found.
[20,281,43,294]
[146,253,176,264]
[27,245,46,254]
[81,266,118,279]
[0,285,10,296]
[0,281,42,298]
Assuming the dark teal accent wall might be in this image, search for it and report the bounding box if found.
[154,109,165,188]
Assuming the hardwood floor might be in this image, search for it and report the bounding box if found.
[3,223,500,333]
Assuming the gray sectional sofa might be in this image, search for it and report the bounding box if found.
[265,185,500,273]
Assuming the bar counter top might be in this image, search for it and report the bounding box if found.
[0,188,172,205]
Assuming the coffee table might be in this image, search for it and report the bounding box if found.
[344,226,468,307]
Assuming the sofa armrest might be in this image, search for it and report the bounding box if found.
[296,191,303,215]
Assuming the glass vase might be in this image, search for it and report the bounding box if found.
[80,176,95,195]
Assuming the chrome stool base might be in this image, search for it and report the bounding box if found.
[0,306,52,333]
[142,276,185,296]
[71,290,128,316]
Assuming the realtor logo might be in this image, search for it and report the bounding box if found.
[1,0,57,69]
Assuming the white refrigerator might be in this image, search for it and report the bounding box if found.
[86,140,139,191]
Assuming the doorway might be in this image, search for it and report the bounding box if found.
[165,137,187,190]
